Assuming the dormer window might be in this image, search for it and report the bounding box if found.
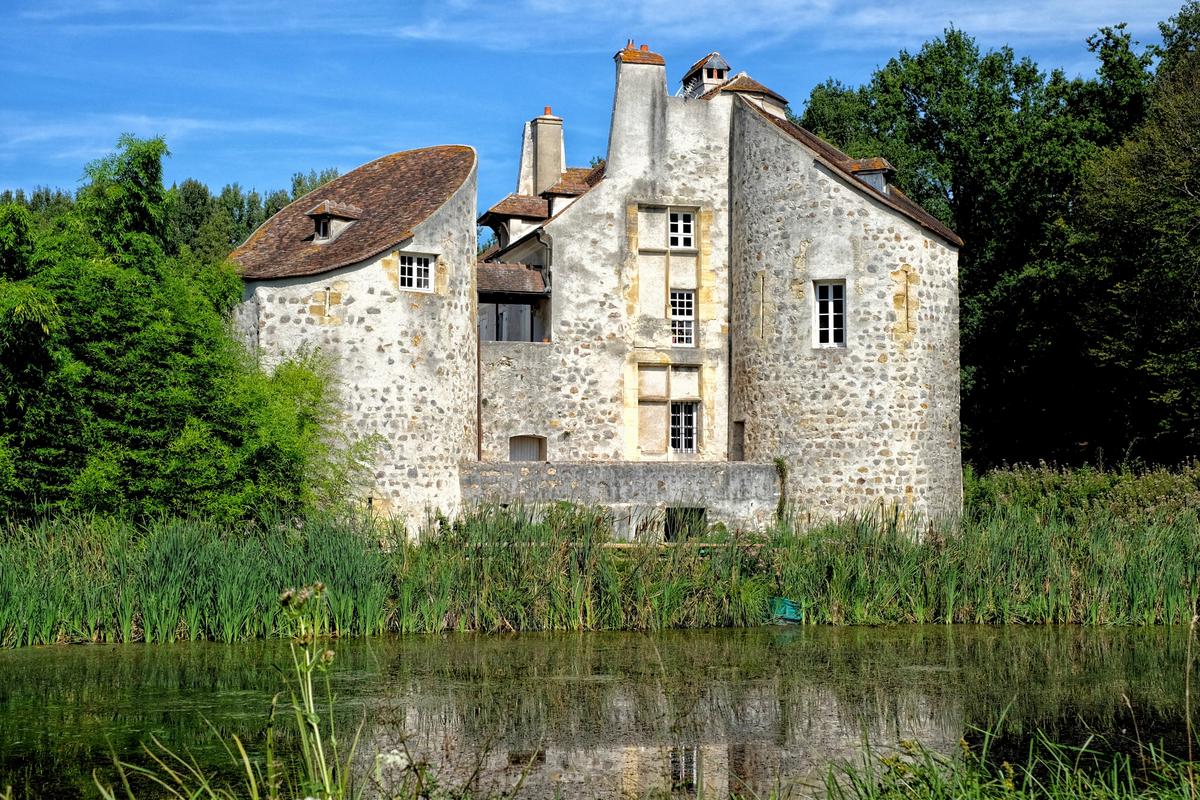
[682,52,732,98]
[304,199,362,244]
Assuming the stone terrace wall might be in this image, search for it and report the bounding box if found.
[460,461,779,536]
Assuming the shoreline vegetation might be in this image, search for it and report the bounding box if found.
[1,465,1197,648]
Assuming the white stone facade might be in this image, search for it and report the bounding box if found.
[234,44,962,533]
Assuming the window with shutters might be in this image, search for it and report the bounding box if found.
[508,435,547,462]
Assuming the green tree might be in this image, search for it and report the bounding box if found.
[1072,47,1200,461]
[291,168,339,200]
[168,177,215,255]
[0,138,365,520]
[797,25,1155,466]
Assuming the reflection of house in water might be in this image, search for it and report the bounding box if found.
[362,681,960,797]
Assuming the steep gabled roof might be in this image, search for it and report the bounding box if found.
[478,194,550,224]
[748,105,961,247]
[700,72,788,105]
[477,261,547,294]
[683,51,730,80]
[544,163,607,196]
[231,145,475,280]
[304,199,362,219]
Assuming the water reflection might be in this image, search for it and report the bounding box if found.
[0,626,1192,797]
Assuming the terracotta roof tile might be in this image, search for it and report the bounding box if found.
[304,199,362,219]
[751,107,962,247]
[616,43,665,66]
[583,161,606,187]
[544,167,596,196]
[849,157,895,173]
[700,73,788,105]
[231,146,474,280]
[477,261,547,294]
[479,194,550,222]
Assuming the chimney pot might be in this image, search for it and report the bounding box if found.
[640,44,649,52]
[626,39,634,49]
[544,105,552,116]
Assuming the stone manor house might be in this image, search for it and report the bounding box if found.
[231,43,963,536]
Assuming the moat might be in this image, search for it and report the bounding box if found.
[0,625,1194,797]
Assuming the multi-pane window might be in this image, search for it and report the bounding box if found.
[815,280,846,346]
[399,255,431,291]
[668,211,693,249]
[670,401,698,453]
[669,290,695,346]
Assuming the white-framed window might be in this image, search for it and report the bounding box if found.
[814,280,846,347]
[670,401,699,453]
[668,211,694,249]
[670,289,695,346]
[315,217,331,240]
[399,255,432,292]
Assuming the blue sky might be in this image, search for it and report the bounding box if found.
[2,0,1183,214]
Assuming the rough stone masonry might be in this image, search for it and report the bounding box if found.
[231,44,963,537]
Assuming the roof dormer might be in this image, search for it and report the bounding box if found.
[681,52,730,98]
[305,199,361,243]
[848,158,896,194]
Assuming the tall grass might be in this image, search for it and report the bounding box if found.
[824,732,1200,800]
[1,466,1198,646]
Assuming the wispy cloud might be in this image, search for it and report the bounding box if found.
[13,0,1171,53]
[0,112,313,169]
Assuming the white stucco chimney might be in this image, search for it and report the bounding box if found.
[607,42,668,180]
[531,106,565,195]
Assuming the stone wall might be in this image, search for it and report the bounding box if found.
[460,461,779,536]
[729,101,962,521]
[479,56,737,465]
[239,156,480,530]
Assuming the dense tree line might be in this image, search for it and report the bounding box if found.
[1,166,337,266]
[798,2,1199,467]
[0,138,359,519]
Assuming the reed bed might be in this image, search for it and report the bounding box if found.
[1,486,1198,646]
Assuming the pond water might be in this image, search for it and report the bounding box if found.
[0,626,1194,798]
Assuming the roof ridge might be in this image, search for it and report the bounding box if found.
[740,102,961,247]
[231,145,476,280]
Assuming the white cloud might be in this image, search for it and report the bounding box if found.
[17,0,1174,54]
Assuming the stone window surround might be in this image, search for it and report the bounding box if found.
[638,363,703,458]
[813,278,848,348]
[633,200,704,347]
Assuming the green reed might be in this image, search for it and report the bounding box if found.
[822,731,1200,800]
[1,467,1198,646]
